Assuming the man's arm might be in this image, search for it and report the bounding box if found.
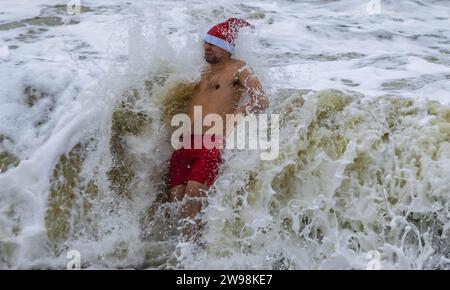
[233,63,269,115]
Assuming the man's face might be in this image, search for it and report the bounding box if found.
[203,42,230,64]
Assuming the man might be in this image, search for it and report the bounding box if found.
[168,18,269,237]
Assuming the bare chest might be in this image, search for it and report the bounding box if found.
[195,71,241,95]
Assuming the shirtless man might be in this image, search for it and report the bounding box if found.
[167,18,269,237]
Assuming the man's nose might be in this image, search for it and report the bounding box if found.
[204,42,213,50]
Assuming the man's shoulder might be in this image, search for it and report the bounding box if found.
[231,59,247,69]
[229,59,251,76]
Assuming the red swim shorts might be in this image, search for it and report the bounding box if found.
[169,135,223,187]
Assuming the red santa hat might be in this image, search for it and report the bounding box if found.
[203,18,251,54]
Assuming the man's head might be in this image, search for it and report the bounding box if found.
[203,42,231,64]
[203,18,251,64]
